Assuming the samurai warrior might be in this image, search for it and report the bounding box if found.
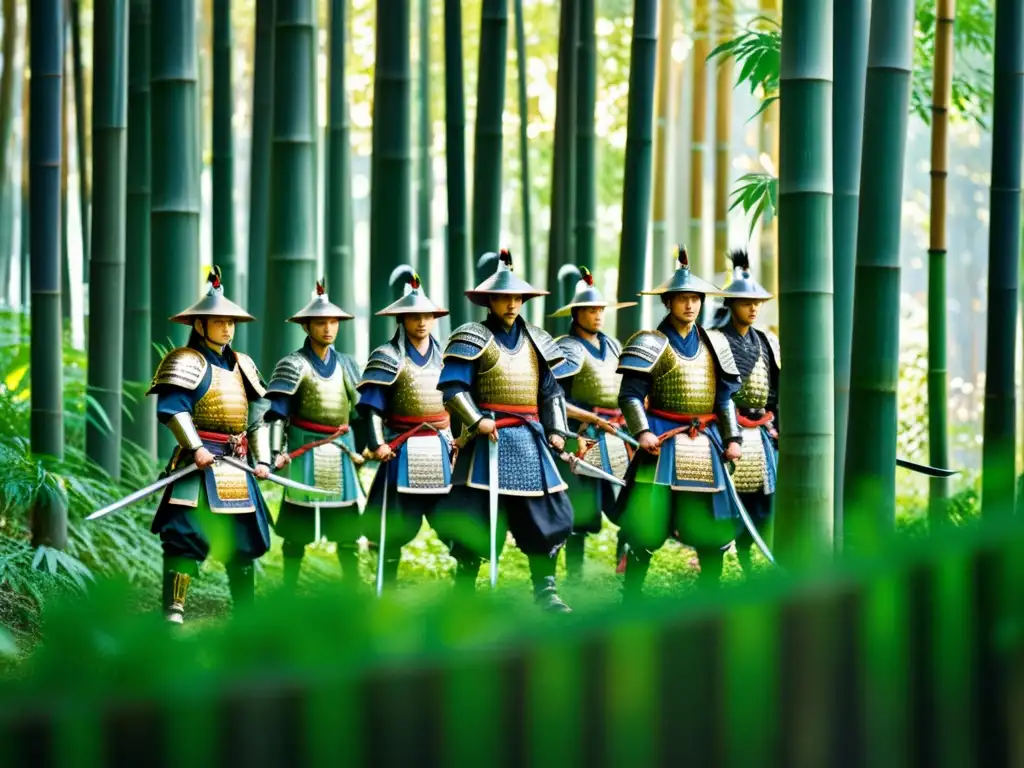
[434,249,574,612]
[265,281,365,588]
[712,250,780,573]
[356,267,453,591]
[549,264,637,579]
[615,247,744,596]
[147,267,272,624]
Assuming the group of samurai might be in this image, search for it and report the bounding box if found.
[139,245,780,623]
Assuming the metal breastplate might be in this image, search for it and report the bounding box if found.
[391,354,445,417]
[193,364,249,433]
[735,351,770,410]
[295,362,350,426]
[474,336,540,407]
[649,341,716,414]
[570,348,621,408]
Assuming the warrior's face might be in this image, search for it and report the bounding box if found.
[488,295,523,329]
[307,318,340,346]
[196,317,235,347]
[667,292,702,325]
[403,313,435,343]
[574,306,605,333]
[730,299,762,328]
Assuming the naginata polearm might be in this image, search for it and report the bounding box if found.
[896,457,958,477]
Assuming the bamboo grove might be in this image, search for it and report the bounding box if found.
[5,0,1018,561]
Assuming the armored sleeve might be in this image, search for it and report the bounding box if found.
[618,373,652,437]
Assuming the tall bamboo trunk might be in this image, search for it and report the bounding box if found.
[19,28,29,314]
[263,0,318,364]
[982,0,1024,518]
[713,0,733,276]
[123,0,155,456]
[773,0,834,565]
[369,0,412,349]
[544,0,578,332]
[614,0,657,342]
[61,49,70,324]
[689,0,709,281]
[85,0,128,478]
[443,0,470,332]
[69,0,88,283]
[150,0,201,456]
[0,0,18,302]
[212,0,236,313]
[928,0,955,522]
[246,0,273,369]
[843,1,915,550]
[574,0,596,278]
[758,0,779,330]
[513,0,533,293]
[417,0,432,272]
[472,0,508,266]
[325,0,355,352]
[832,0,869,543]
[649,0,671,313]
[29,0,68,548]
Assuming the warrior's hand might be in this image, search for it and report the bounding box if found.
[638,431,660,455]
[576,436,592,456]
[194,447,216,469]
[476,418,498,442]
[254,463,272,479]
[374,443,395,462]
[767,426,779,440]
[274,453,291,470]
[549,434,565,452]
[723,441,742,462]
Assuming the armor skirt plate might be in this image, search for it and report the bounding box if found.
[283,424,361,507]
[456,423,566,496]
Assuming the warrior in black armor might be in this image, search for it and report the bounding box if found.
[549,264,637,579]
[357,267,453,590]
[434,249,574,612]
[148,267,272,623]
[265,282,365,587]
[713,250,780,573]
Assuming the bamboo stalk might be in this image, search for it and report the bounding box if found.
[85,0,128,478]
[713,0,733,275]
[513,0,533,292]
[574,0,596,276]
[19,21,29,314]
[928,0,955,523]
[123,0,155,456]
[472,0,508,265]
[773,0,835,565]
[844,1,916,549]
[689,0,709,279]
[69,0,88,283]
[443,0,470,333]
[758,0,779,329]
[981,0,1024,518]
[417,0,432,272]
[649,0,672,305]
[212,0,236,307]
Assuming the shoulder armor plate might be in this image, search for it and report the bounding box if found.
[603,333,623,358]
[444,322,494,361]
[759,329,781,370]
[702,328,740,378]
[524,323,565,367]
[235,352,267,397]
[148,347,208,393]
[618,331,669,373]
[359,342,403,389]
[267,352,309,396]
[554,335,586,379]
[337,351,362,387]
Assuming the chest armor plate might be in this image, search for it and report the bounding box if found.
[193,364,249,433]
[650,341,716,414]
[735,349,770,409]
[295,362,350,426]
[391,354,445,417]
[571,348,621,408]
[474,336,540,407]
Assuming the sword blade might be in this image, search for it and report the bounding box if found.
[376,469,389,598]
[557,451,627,487]
[722,463,780,568]
[488,436,500,589]
[219,456,337,495]
[896,457,959,477]
[86,463,201,521]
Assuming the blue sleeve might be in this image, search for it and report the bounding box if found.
[714,367,741,410]
[355,383,389,417]
[538,363,563,401]
[263,392,292,422]
[438,358,478,403]
[618,372,650,407]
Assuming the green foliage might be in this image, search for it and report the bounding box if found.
[707,15,780,119]
[729,172,778,240]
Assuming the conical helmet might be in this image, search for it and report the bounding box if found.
[287,278,354,323]
[548,264,638,317]
[169,266,256,324]
[719,249,773,300]
[465,248,548,307]
[376,265,450,317]
[638,246,725,297]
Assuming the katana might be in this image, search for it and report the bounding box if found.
[896,457,958,477]
[722,460,780,568]
[376,468,390,597]
[553,449,627,488]
[219,456,337,496]
[86,463,201,521]
[487,433,500,589]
